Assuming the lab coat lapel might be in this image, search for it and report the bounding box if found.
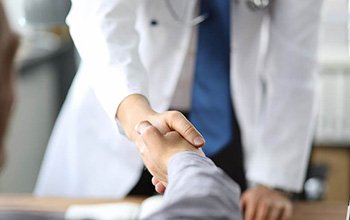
[137,0,196,111]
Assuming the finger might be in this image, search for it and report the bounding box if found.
[166,111,205,147]
[241,193,259,220]
[135,120,164,152]
[134,136,145,154]
[280,203,293,220]
[256,200,271,220]
[155,182,166,193]
[268,205,282,220]
[152,176,160,186]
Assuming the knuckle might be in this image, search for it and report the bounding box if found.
[242,191,252,200]
[167,110,182,120]
[262,200,271,209]
[183,124,196,136]
[143,125,157,136]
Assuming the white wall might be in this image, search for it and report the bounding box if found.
[319,0,349,59]
[315,0,350,145]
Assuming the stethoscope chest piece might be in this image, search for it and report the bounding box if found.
[246,0,270,11]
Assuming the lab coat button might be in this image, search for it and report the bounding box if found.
[150,19,158,26]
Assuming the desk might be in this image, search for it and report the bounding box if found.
[0,195,145,213]
[292,201,347,220]
[0,195,347,220]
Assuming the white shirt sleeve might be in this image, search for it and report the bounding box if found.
[66,0,148,119]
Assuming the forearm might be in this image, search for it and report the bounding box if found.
[147,152,242,220]
[68,0,149,121]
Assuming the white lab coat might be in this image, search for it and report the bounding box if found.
[35,0,323,197]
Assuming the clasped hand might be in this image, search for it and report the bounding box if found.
[135,120,205,191]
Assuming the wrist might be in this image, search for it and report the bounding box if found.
[116,94,156,140]
[250,183,293,199]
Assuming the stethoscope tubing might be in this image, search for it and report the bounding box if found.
[165,0,270,26]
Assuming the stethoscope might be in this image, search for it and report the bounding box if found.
[165,0,270,26]
[246,0,270,10]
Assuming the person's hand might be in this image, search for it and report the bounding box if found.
[240,185,293,220]
[151,176,166,193]
[0,1,19,168]
[135,120,205,188]
[117,94,205,148]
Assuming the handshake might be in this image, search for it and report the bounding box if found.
[133,120,243,220]
[134,120,205,193]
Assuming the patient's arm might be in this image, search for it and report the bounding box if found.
[148,152,242,220]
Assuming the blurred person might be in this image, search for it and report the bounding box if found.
[0,0,18,168]
[36,1,323,219]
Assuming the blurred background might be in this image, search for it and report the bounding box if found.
[1,0,77,194]
[0,0,349,203]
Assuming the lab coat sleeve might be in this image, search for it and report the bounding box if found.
[146,152,242,220]
[66,0,148,120]
[246,0,323,192]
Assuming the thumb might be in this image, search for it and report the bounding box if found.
[135,121,164,152]
[165,112,205,147]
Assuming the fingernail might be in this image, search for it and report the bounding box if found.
[194,136,205,146]
[135,121,152,135]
